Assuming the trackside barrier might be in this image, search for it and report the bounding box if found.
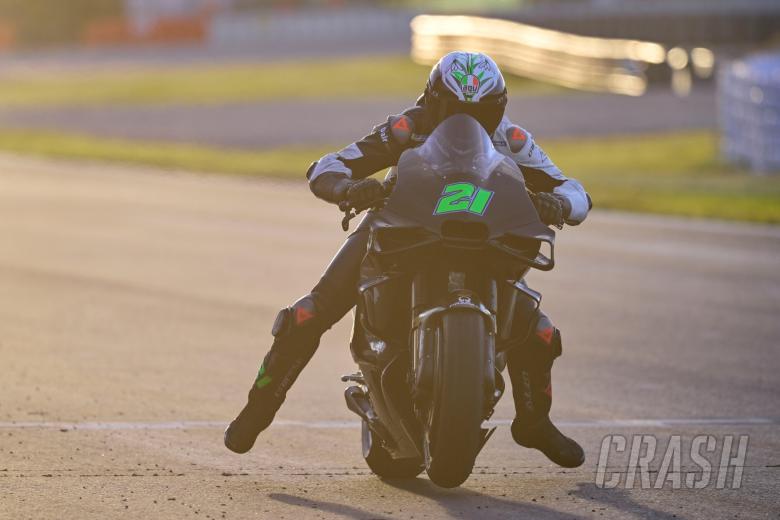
[411,14,673,97]
[209,8,412,47]
[719,52,780,173]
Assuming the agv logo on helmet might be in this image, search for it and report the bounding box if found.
[444,53,499,102]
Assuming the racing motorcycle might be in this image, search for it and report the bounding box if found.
[338,114,556,488]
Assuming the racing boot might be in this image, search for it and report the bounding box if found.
[224,297,322,454]
[507,313,585,468]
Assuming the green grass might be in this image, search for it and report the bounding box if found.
[0,55,558,108]
[544,132,780,223]
[0,129,778,223]
[0,130,331,177]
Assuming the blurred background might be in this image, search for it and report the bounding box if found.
[0,0,779,221]
[2,4,779,518]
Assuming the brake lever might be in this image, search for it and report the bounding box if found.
[341,208,357,231]
[340,199,386,231]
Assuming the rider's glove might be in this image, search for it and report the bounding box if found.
[344,178,385,209]
[532,192,564,227]
[553,193,572,221]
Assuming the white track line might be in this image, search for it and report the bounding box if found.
[0,417,774,431]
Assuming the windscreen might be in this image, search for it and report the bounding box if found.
[413,113,510,181]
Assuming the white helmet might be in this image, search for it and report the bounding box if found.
[422,51,508,134]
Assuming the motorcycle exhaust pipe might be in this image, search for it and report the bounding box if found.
[344,386,396,450]
[344,386,376,422]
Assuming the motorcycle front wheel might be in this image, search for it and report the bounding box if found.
[423,310,486,488]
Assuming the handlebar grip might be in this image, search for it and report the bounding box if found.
[382,180,394,195]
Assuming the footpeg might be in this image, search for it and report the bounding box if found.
[341,372,366,385]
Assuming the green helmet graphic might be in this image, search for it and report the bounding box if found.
[423,51,508,134]
[439,51,505,102]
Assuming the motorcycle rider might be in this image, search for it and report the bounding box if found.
[225,51,591,468]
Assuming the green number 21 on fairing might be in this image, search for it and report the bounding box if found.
[433,182,494,216]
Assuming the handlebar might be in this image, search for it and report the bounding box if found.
[339,178,395,231]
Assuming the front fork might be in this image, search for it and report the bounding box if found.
[410,271,501,421]
[411,272,543,417]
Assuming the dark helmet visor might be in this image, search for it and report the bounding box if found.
[429,89,505,135]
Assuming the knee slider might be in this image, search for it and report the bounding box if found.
[271,295,319,337]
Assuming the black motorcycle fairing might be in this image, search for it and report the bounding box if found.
[382,114,551,231]
[368,115,556,272]
[356,114,556,363]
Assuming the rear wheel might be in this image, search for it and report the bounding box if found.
[362,420,424,479]
[424,310,486,488]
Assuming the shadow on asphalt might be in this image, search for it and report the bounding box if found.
[269,476,585,520]
[270,493,396,520]
[570,482,686,520]
[382,478,585,519]
[269,478,687,519]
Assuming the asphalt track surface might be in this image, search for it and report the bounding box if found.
[1,154,778,519]
[0,87,716,147]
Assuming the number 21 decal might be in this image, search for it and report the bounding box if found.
[434,182,494,216]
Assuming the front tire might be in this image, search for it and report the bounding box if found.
[424,310,487,488]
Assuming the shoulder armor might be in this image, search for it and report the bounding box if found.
[389,114,414,145]
[506,125,529,154]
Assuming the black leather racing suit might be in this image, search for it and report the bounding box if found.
[246,104,591,440]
